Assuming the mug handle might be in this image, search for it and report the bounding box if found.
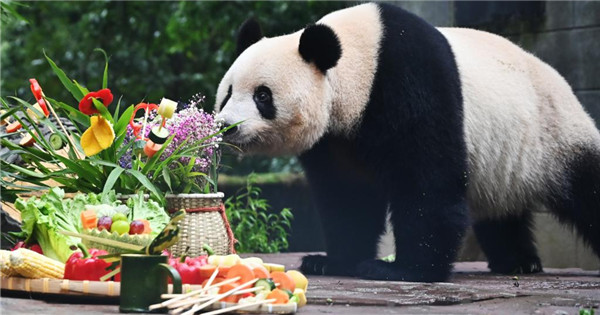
[157,263,182,294]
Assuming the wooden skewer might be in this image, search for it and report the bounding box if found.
[150,268,223,310]
[201,298,277,315]
[179,278,259,315]
[160,277,239,300]
[169,286,262,311]
[42,96,83,160]
[203,266,220,289]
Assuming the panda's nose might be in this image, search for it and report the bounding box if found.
[222,123,238,137]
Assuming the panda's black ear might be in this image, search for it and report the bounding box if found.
[299,24,342,74]
[237,18,263,56]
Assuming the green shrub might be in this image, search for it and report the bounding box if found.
[225,174,293,253]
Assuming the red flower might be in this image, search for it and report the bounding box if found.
[79,89,113,115]
[29,78,49,116]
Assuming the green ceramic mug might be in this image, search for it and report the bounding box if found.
[119,254,182,313]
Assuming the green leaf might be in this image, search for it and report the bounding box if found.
[44,51,84,101]
[103,166,125,195]
[125,169,163,204]
[94,48,109,90]
[161,167,173,192]
[92,98,113,123]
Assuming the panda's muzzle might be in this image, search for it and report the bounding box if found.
[222,123,239,137]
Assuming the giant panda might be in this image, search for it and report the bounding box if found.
[215,3,600,282]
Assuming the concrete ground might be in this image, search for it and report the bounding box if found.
[2,253,599,314]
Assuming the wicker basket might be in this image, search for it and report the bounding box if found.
[165,192,236,257]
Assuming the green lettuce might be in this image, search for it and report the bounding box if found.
[11,188,169,262]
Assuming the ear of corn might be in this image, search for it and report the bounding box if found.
[0,250,19,277]
[8,248,65,279]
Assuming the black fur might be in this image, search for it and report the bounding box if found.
[552,147,600,260]
[220,85,232,111]
[237,18,262,56]
[253,85,276,120]
[299,24,342,73]
[473,212,543,274]
[299,4,468,282]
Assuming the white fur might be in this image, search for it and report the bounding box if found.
[215,3,382,155]
[439,28,600,219]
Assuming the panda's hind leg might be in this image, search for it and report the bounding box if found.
[473,211,543,274]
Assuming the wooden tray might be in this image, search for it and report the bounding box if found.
[1,277,297,314]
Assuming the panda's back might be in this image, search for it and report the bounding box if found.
[439,27,600,218]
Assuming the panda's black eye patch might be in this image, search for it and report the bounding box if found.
[220,85,232,110]
[253,85,276,120]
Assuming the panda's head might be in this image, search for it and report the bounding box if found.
[215,19,342,156]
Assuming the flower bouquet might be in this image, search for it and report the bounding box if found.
[1,50,234,257]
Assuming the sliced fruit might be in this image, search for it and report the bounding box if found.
[242,257,264,266]
[6,121,22,133]
[270,271,295,292]
[80,209,98,229]
[293,288,307,307]
[219,283,241,303]
[158,98,177,118]
[26,103,46,122]
[286,270,308,291]
[143,140,162,158]
[138,219,152,234]
[198,264,217,280]
[226,264,255,288]
[263,263,285,272]
[19,134,35,147]
[251,264,270,279]
[49,133,65,150]
[222,254,241,267]
[1,110,10,125]
[201,276,225,287]
[266,288,290,304]
[148,126,169,144]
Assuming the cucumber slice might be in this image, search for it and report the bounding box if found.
[255,278,276,292]
[49,133,65,150]
[282,289,294,298]
[149,126,169,144]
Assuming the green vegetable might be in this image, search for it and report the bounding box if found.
[11,188,170,262]
[11,188,106,262]
[255,278,276,292]
[289,295,299,304]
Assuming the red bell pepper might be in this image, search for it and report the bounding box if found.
[29,79,49,116]
[168,255,209,284]
[64,244,112,281]
[11,241,43,255]
[79,89,114,115]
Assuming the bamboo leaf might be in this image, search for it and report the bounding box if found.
[44,51,84,101]
[94,48,109,90]
[103,166,125,195]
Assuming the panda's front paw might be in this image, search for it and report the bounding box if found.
[356,259,451,282]
[300,255,357,276]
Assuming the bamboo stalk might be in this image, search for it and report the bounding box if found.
[58,230,144,251]
[200,298,276,315]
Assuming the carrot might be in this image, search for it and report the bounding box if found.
[251,264,270,279]
[270,271,295,292]
[266,288,290,304]
[6,121,22,133]
[80,209,97,229]
[143,140,162,158]
[137,219,152,234]
[226,264,255,288]
[201,276,225,287]
[219,282,241,303]
[217,265,231,278]
[198,264,217,280]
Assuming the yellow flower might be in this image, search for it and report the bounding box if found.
[81,116,115,156]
